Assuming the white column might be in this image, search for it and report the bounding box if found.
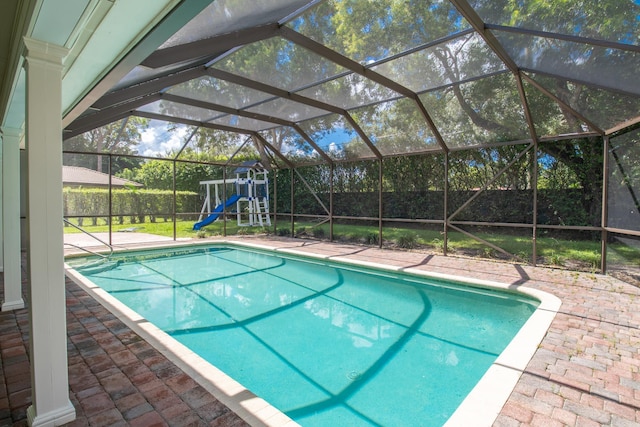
[23,37,76,427]
[1,127,25,311]
[0,140,3,273]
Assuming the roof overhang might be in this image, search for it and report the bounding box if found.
[0,0,216,135]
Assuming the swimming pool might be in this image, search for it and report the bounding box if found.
[66,241,560,427]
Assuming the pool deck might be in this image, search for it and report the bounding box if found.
[3,236,640,426]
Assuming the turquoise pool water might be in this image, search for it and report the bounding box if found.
[72,244,539,426]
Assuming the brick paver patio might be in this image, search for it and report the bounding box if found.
[1,237,639,426]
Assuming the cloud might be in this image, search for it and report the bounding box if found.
[138,121,189,157]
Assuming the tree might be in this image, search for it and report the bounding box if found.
[119,159,222,192]
[171,127,255,162]
[63,117,148,174]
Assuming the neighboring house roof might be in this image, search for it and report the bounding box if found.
[62,166,142,188]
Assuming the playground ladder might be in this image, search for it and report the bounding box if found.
[254,197,271,226]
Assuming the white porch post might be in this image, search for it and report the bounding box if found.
[1,127,25,311]
[0,139,3,274]
[23,37,76,427]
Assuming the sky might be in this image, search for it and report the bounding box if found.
[138,121,190,157]
[136,118,358,161]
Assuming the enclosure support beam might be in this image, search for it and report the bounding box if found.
[1,127,24,311]
[163,93,294,128]
[515,72,540,266]
[532,141,538,266]
[161,93,338,166]
[134,111,254,136]
[108,154,113,246]
[601,136,610,273]
[206,68,345,115]
[90,66,205,111]
[0,135,3,275]
[23,37,76,427]
[330,164,334,242]
[484,24,640,55]
[205,67,384,161]
[606,115,640,137]
[273,170,278,233]
[412,97,449,153]
[291,168,295,236]
[250,133,294,235]
[225,136,252,166]
[222,168,228,235]
[172,160,177,241]
[378,159,383,248]
[344,113,382,159]
[443,152,449,256]
[142,23,281,69]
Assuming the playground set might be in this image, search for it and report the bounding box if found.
[193,161,271,230]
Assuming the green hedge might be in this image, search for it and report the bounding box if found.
[284,189,594,226]
[65,186,593,228]
[63,188,200,225]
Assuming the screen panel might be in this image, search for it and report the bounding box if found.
[213,37,348,92]
[160,0,313,49]
[382,154,445,221]
[372,32,506,93]
[527,73,640,132]
[469,0,640,47]
[522,75,596,138]
[137,100,217,122]
[448,145,534,224]
[166,76,274,109]
[537,138,603,227]
[351,98,440,156]
[493,31,640,97]
[608,129,640,233]
[420,73,530,149]
[297,114,376,161]
[296,72,402,110]
[287,0,471,65]
[245,97,331,122]
[259,126,324,165]
[177,129,258,163]
[607,233,640,286]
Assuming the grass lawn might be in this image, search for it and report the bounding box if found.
[285,222,607,270]
[64,217,638,273]
[63,217,271,239]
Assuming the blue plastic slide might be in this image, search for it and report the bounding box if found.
[193,194,241,230]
